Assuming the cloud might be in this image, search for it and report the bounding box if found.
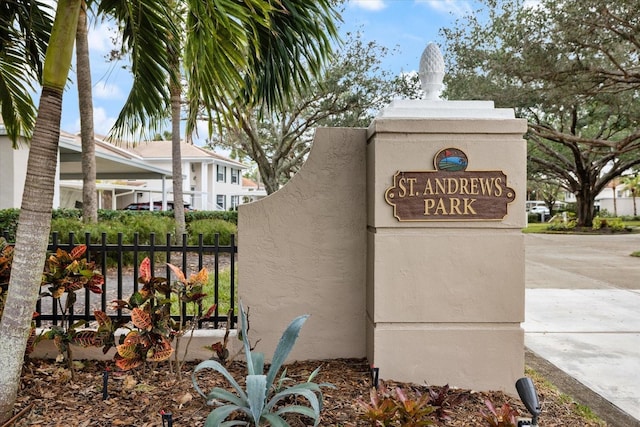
[88,23,119,53]
[350,0,387,11]
[90,107,117,135]
[415,0,473,16]
[93,81,124,100]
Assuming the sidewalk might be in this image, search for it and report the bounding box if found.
[524,233,640,426]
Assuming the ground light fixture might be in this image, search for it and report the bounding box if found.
[516,377,541,426]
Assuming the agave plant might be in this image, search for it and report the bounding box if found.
[192,302,332,426]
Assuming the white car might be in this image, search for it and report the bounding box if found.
[530,205,550,216]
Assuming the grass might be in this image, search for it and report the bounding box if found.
[525,367,607,426]
[523,219,640,233]
[522,223,549,233]
[169,265,238,318]
[523,218,640,258]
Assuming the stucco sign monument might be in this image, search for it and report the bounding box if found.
[238,41,528,394]
[365,42,528,393]
[384,147,516,221]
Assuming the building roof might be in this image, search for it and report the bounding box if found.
[57,132,173,180]
[129,140,247,168]
[242,177,261,189]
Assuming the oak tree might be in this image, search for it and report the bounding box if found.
[442,0,640,226]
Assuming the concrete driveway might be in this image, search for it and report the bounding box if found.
[524,233,640,425]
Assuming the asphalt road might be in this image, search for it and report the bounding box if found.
[525,233,640,290]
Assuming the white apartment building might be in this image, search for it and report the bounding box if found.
[0,125,266,211]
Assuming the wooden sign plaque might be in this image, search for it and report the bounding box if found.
[384,148,516,222]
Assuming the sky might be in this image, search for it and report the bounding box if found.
[58,0,478,139]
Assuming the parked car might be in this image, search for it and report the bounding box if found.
[529,205,550,216]
[123,201,193,211]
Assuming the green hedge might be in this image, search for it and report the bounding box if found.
[187,219,237,246]
[0,209,19,241]
[0,208,238,241]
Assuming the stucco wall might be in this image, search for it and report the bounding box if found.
[366,112,527,393]
[238,127,368,361]
[598,198,639,217]
[0,136,29,209]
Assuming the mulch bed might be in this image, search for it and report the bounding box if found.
[11,357,604,426]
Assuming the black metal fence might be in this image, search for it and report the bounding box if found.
[2,231,237,330]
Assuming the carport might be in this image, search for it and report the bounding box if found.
[57,133,173,210]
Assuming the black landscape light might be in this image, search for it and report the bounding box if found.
[516,377,541,426]
[102,369,109,400]
[160,410,173,427]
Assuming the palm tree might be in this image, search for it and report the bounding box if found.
[0,1,340,421]
[76,1,98,223]
[171,0,339,238]
[0,0,177,421]
[622,175,640,217]
[167,0,187,239]
[0,2,84,421]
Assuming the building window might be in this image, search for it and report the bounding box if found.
[216,194,226,210]
[217,165,226,182]
[231,195,240,210]
[231,168,240,184]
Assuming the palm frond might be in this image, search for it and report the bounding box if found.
[98,0,180,141]
[184,0,341,137]
[243,0,341,111]
[0,0,53,145]
[183,0,272,137]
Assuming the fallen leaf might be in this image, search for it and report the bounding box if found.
[176,391,193,406]
[123,375,137,390]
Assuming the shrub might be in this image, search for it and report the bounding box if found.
[187,219,237,246]
[358,382,435,426]
[50,217,85,242]
[109,257,177,371]
[546,216,576,231]
[481,400,519,427]
[186,210,238,225]
[527,213,541,223]
[596,208,613,218]
[2,208,236,266]
[592,216,625,231]
[120,214,175,242]
[52,208,82,220]
[49,215,175,266]
[0,209,20,241]
[37,245,104,376]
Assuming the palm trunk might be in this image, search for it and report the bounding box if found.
[76,1,98,222]
[170,79,186,242]
[0,1,81,422]
[168,17,186,242]
[0,87,64,422]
